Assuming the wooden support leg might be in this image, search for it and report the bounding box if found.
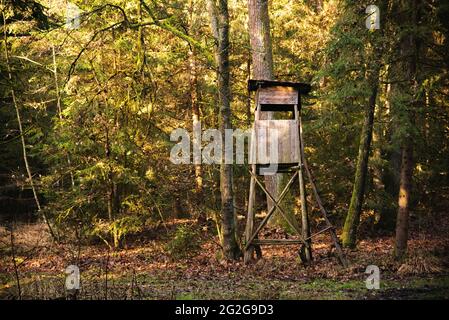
[303,159,347,267]
[299,117,348,268]
[244,165,257,264]
[329,229,348,268]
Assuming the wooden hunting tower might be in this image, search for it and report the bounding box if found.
[244,80,347,267]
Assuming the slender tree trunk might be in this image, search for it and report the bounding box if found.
[188,0,204,223]
[386,55,402,197]
[190,51,204,221]
[208,0,241,259]
[2,9,56,240]
[342,76,379,248]
[137,1,146,74]
[394,0,419,260]
[394,142,413,258]
[378,70,399,230]
[246,56,252,127]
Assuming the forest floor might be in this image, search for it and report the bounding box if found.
[0,217,448,300]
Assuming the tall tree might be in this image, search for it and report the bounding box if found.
[323,1,388,248]
[341,1,389,247]
[248,0,274,80]
[342,71,379,247]
[394,0,419,260]
[187,0,204,223]
[208,0,241,259]
[247,0,278,214]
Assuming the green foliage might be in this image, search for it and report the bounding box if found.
[1,0,448,252]
[166,224,201,260]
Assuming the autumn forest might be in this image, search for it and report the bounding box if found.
[0,0,448,301]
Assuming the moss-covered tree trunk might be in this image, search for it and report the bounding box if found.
[342,77,379,248]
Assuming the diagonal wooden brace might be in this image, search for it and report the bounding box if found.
[244,170,299,250]
[245,170,307,250]
[249,170,304,237]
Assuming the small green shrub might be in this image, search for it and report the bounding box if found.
[166,224,201,260]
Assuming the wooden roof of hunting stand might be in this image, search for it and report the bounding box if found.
[244,79,348,268]
[248,79,311,93]
[248,80,311,112]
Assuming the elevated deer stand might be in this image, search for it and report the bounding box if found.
[244,80,347,267]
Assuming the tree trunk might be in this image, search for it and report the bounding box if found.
[190,51,204,222]
[394,0,419,260]
[188,0,204,223]
[53,45,75,189]
[105,126,119,249]
[394,142,413,259]
[378,72,399,231]
[248,0,273,80]
[208,0,241,260]
[246,55,252,127]
[342,78,379,248]
[247,0,279,215]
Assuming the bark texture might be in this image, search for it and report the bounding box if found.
[342,78,379,248]
[394,0,419,260]
[248,0,279,215]
[208,0,241,259]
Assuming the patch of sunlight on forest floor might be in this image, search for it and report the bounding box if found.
[1,220,448,300]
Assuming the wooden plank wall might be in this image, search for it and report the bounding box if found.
[250,120,300,164]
